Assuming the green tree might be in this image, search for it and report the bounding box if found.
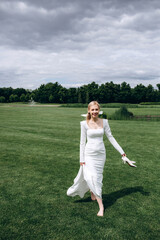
[20,94,26,102]
[9,94,14,102]
[78,90,82,103]
[120,82,132,103]
[25,93,30,102]
[58,88,68,103]
[36,82,63,103]
[9,94,19,102]
[0,96,5,103]
[132,84,147,103]
[13,88,27,100]
[85,91,89,103]
[0,87,13,102]
[49,94,54,103]
[86,82,99,102]
[146,84,156,102]
[2,81,160,104]
[67,88,77,103]
[99,82,117,103]
[157,84,160,91]
[30,93,35,101]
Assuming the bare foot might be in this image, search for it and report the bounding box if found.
[97,208,104,217]
[91,192,96,201]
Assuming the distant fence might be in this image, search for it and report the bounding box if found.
[132,115,160,120]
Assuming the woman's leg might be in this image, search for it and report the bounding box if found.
[90,191,96,200]
[96,197,104,216]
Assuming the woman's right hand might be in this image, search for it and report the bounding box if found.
[80,162,85,166]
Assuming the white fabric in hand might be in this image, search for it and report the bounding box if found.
[122,156,137,167]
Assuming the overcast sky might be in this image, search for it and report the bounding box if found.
[0,0,160,90]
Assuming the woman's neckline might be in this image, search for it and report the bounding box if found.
[86,119,104,130]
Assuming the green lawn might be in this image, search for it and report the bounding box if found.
[0,106,160,240]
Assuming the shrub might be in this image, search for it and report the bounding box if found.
[140,102,160,105]
[100,103,139,108]
[61,103,140,108]
[110,106,133,120]
[99,112,107,119]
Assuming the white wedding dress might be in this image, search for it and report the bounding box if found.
[67,119,124,199]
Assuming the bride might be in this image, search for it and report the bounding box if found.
[67,101,136,217]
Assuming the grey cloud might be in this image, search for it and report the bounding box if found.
[0,0,160,89]
[0,3,80,49]
[1,0,160,50]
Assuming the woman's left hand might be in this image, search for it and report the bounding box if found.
[122,156,137,167]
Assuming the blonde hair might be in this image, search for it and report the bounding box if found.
[87,101,100,121]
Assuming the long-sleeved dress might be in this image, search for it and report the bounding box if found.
[67,119,124,199]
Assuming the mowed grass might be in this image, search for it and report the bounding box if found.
[0,106,160,240]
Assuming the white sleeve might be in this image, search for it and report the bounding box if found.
[104,119,125,155]
[80,121,87,163]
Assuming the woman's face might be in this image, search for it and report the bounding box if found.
[88,104,100,119]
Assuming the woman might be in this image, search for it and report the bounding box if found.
[67,101,136,217]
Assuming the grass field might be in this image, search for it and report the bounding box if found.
[0,105,160,240]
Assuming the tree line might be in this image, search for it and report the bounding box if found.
[0,81,160,104]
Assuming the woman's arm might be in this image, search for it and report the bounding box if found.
[104,119,125,155]
[80,121,87,165]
